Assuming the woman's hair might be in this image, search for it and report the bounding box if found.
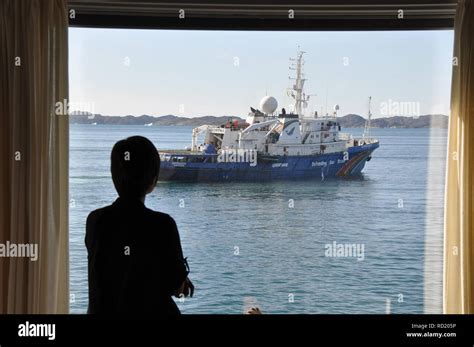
[111,136,160,198]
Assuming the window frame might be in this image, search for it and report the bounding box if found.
[68,0,455,31]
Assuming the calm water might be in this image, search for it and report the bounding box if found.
[69,124,447,314]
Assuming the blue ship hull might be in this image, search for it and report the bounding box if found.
[159,142,379,182]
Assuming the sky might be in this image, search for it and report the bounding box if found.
[69,28,454,119]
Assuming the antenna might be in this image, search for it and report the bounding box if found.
[287,49,309,117]
[363,96,372,140]
[305,93,316,118]
[325,86,328,116]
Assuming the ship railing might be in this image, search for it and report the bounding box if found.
[160,151,217,164]
[359,137,378,144]
[352,138,379,146]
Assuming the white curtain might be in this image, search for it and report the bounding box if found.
[443,0,474,314]
[0,0,69,313]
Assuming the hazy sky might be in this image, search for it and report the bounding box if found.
[69,28,454,118]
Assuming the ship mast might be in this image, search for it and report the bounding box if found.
[288,50,311,117]
[363,96,372,140]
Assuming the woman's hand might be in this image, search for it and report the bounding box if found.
[247,307,262,314]
[175,277,194,298]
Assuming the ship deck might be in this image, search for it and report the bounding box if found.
[159,149,202,155]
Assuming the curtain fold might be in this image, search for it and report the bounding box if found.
[443,0,474,314]
[0,0,69,313]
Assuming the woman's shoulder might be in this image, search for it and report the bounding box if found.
[86,204,114,226]
[146,209,177,226]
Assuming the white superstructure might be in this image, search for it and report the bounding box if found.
[190,50,377,157]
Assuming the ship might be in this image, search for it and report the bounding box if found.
[158,50,379,182]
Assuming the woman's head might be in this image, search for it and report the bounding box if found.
[111,136,160,198]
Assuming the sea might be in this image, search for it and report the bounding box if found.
[69,124,447,314]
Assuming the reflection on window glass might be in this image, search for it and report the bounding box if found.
[69,29,453,314]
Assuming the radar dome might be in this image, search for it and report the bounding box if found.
[260,96,278,114]
[334,104,340,111]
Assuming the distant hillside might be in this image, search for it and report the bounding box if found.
[70,112,448,128]
[69,113,244,126]
[338,114,448,128]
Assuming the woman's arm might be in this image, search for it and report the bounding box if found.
[164,215,192,296]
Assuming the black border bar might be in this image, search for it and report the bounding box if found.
[0,314,473,345]
[68,0,456,30]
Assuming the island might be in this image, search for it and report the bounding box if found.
[69,112,449,129]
